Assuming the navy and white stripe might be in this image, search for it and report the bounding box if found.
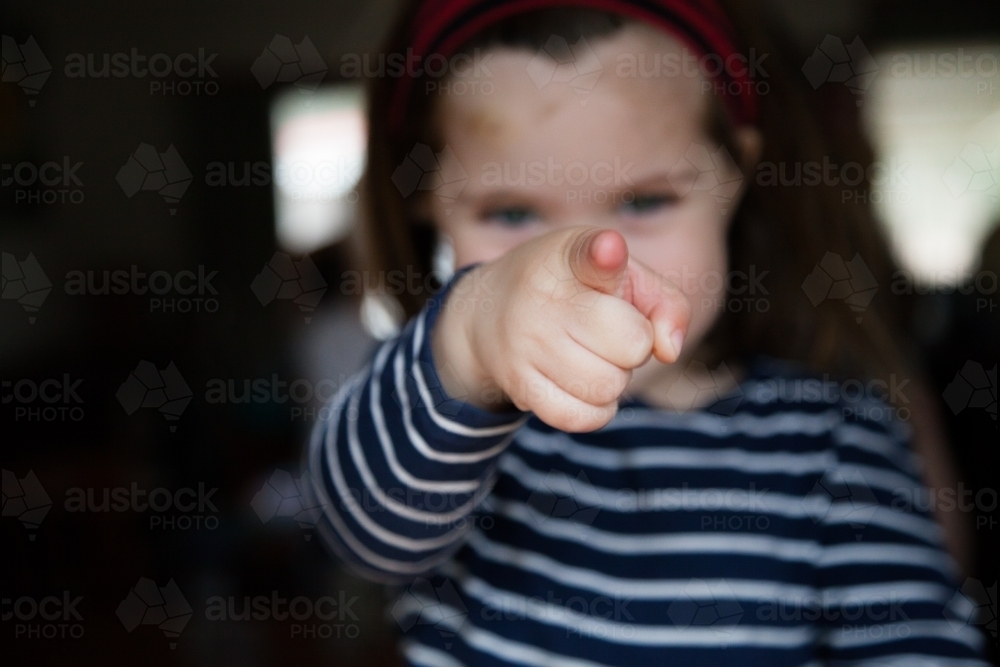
[305,281,988,666]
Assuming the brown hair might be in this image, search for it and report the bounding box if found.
[355,1,911,383]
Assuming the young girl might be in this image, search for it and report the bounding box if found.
[306,1,988,664]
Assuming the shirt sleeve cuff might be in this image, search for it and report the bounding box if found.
[414,263,526,430]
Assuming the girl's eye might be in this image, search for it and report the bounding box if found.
[620,193,676,216]
[481,206,539,227]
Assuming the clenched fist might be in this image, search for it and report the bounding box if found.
[432,227,692,432]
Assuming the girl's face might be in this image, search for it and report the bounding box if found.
[430,22,758,366]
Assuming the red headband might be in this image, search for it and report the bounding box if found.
[387,0,758,136]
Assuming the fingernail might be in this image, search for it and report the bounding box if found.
[670,330,685,359]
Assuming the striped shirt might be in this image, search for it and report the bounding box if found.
[305,278,988,667]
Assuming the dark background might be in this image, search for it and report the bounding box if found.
[3,1,998,665]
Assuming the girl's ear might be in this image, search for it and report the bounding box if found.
[735,125,763,174]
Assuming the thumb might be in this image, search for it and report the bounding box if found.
[623,258,692,364]
[567,228,630,297]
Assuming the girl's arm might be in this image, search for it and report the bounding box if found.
[303,271,526,583]
[302,227,691,582]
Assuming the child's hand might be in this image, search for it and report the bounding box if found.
[432,227,691,432]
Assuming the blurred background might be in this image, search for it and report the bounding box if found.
[2,0,997,664]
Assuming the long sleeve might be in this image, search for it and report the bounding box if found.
[814,402,989,664]
[304,272,526,582]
